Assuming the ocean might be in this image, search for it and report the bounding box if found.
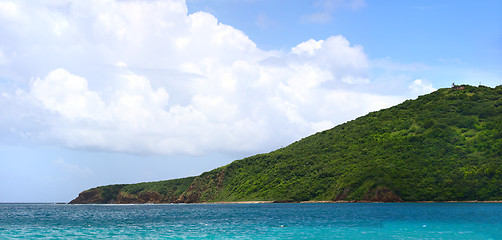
[0,203,500,239]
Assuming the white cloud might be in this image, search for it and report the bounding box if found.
[409,79,436,96]
[116,61,127,67]
[0,1,19,20]
[31,68,109,121]
[322,90,405,124]
[0,0,417,156]
[292,39,324,56]
[311,120,335,133]
[290,36,369,84]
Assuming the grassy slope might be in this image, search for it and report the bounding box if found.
[179,85,502,202]
[71,85,502,203]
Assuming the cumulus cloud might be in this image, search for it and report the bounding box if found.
[0,0,413,156]
[409,79,436,96]
[31,69,109,121]
[291,39,324,56]
[0,1,19,20]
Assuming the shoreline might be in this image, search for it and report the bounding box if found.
[63,200,502,205]
[172,200,502,204]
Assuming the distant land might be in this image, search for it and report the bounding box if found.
[70,85,502,204]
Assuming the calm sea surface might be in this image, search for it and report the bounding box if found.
[0,203,501,239]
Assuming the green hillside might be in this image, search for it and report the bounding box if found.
[70,85,502,203]
[70,177,196,204]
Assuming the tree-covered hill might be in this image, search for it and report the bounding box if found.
[70,85,502,203]
[70,177,196,204]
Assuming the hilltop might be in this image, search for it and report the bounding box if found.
[70,85,502,204]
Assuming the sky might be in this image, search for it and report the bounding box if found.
[0,0,500,203]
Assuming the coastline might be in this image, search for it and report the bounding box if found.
[64,199,502,204]
[189,200,502,204]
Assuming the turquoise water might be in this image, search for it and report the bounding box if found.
[0,203,501,239]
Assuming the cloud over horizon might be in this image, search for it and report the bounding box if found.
[0,0,424,156]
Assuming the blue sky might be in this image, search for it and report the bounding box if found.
[187,0,501,86]
[0,0,500,202]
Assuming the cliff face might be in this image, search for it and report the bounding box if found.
[176,168,227,203]
[69,189,105,204]
[70,85,502,204]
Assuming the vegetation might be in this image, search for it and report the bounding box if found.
[70,177,196,204]
[71,85,502,203]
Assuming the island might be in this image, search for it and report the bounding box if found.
[70,85,502,204]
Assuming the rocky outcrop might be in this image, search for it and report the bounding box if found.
[334,187,351,201]
[115,192,137,204]
[176,168,226,203]
[363,187,402,202]
[69,189,105,204]
[114,191,164,203]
